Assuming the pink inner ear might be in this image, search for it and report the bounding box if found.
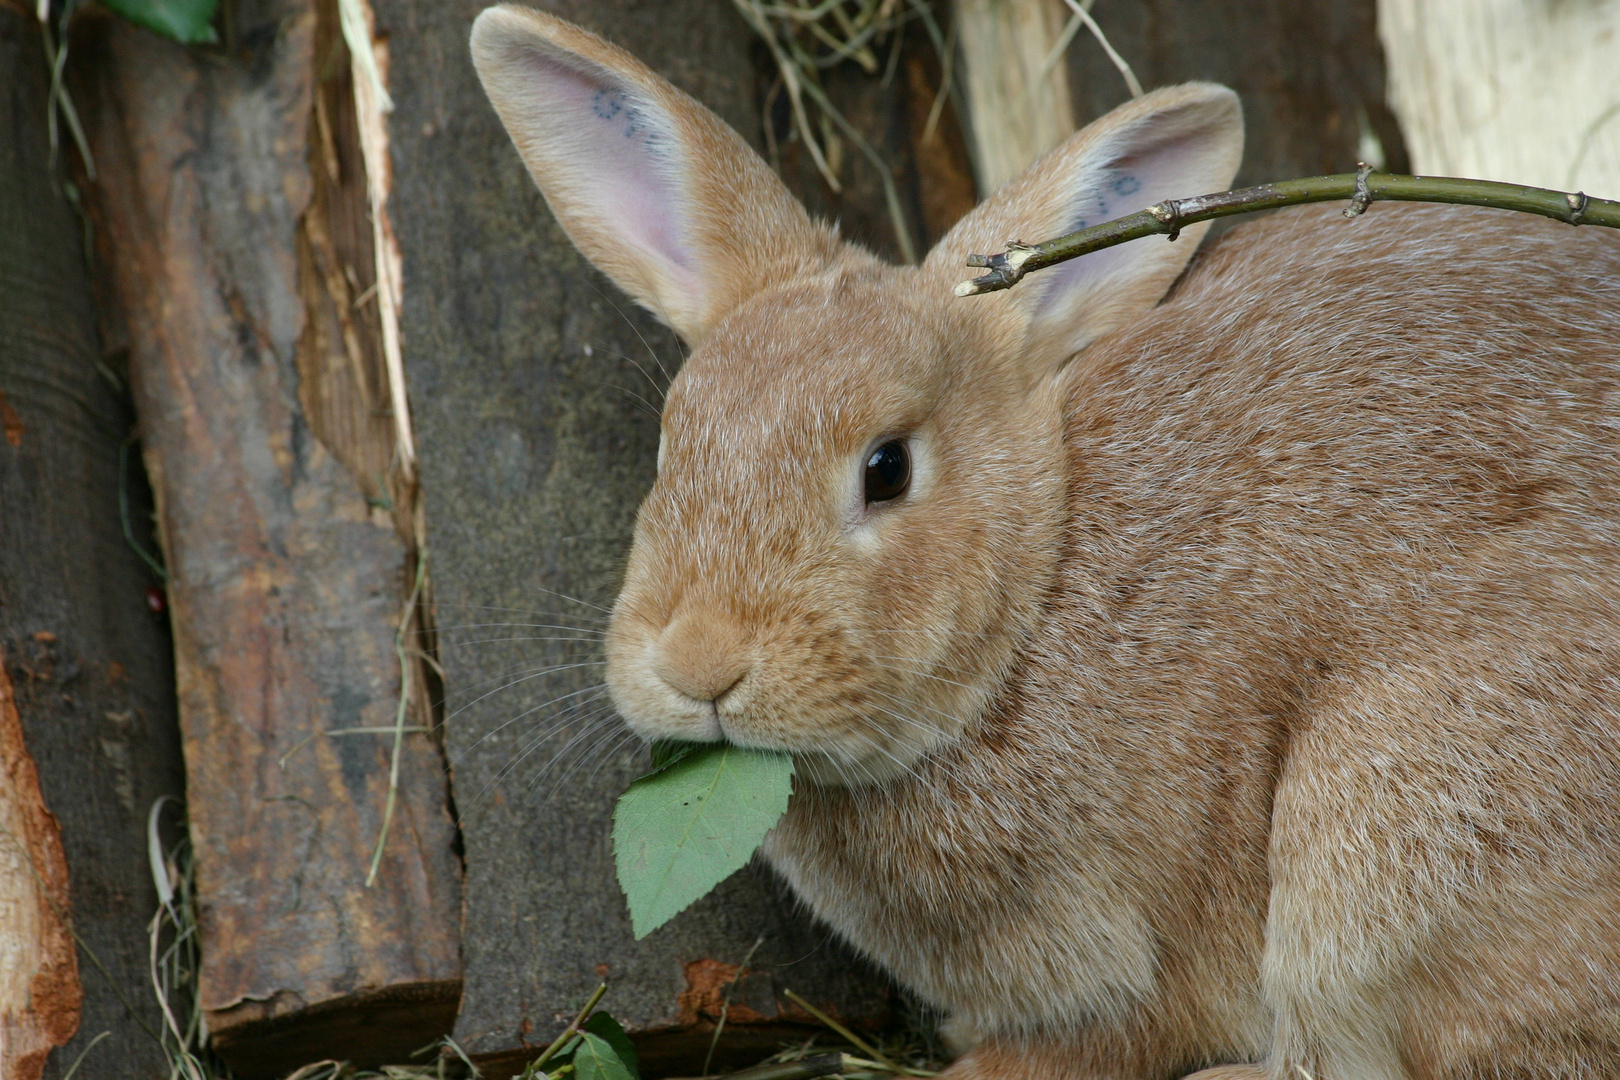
[513,44,691,272]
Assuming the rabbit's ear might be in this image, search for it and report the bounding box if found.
[470,5,838,345]
[925,83,1243,371]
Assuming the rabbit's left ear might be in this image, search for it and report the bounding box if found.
[925,83,1244,372]
[471,5,839,345]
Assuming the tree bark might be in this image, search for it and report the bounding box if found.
[0,658,80,1080]
[69,1,462,1074]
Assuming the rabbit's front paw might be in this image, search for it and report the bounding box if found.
[1180,1068,1268,1080]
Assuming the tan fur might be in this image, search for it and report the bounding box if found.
[471,9,1620,1079]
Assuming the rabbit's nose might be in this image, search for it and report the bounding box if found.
[653,614,752,703]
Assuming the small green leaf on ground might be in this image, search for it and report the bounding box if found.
[101,0,220,43]
[572,1030,637,1080]
[612,743,795,939]
[582,1012,640,1077]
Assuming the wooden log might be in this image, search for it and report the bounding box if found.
[1,7,189,1076]
[1377,0,1620,194]
[69,0,462,1073]
[0,658,79,1080]
[376,0,910,1073]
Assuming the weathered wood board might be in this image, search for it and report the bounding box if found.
[1379,0,1620,195]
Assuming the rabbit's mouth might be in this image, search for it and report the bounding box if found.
[603,606,994,786]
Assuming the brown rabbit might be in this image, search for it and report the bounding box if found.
[470,7,1620,1078]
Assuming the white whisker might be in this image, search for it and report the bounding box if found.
[441,661,607,726]
[433,620,607,636]
[471,702,618,807]
[869,656,982,690]
[450,682,610,762]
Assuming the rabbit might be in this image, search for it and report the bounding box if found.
[469,6,1620,1078]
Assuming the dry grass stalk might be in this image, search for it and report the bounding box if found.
[731,0,950,262]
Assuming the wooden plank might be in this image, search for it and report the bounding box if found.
[68,1,462,1073]
[954,0,1077,193]
[377,0,900,1072]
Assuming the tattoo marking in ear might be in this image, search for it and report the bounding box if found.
[591,89,657,145]
[1111,174,1142,197]
[623,105,645,139]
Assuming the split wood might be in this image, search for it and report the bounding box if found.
[956,167,1620,295]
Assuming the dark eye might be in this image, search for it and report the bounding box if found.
[864,440,910,504]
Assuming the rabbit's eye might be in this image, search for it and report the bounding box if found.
[864,440,910,504]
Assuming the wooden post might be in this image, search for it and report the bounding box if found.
[953,0,1077,194]
[1378,0,1620,194]
[70,0,462,1072]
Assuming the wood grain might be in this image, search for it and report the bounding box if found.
[1,9,189,1076]
[379,0,897,1073]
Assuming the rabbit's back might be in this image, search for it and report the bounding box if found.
[1047,201,1620,1077]
[1057,200,1620,749]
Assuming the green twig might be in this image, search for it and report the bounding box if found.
[529,982,610,1074]
[955,168,1620,296]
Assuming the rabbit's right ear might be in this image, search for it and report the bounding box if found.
[470,5,839,345]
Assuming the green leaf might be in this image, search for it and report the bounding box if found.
[582,1013,640,1078]
[572,1031,636,1080]
[612,744,795,939]
[101,0,220,43]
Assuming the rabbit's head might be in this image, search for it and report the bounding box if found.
[471,5,1243,784]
